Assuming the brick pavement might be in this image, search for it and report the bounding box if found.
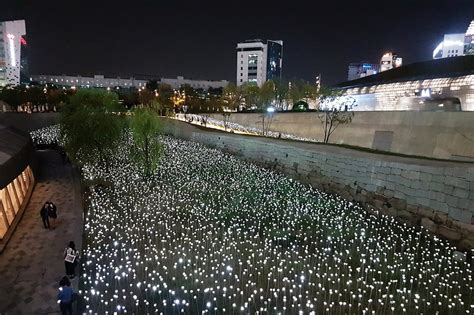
[0,150,83,314]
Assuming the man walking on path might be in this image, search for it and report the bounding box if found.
[57,276,75,315]
[48,201,58,229]
[40,202,50,229]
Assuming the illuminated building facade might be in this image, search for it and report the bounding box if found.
[0,124,35,250]
[159,76,229,90]
[380,52,402,72]
[433,20,474,59]
[433,34,465,59]
[30,74,229,91]
[0,20,26,87]
[335,56,474,111]
[347,63,380,81]
[236,39,283,87]
[31,74,148,89]
[266,40,283,82]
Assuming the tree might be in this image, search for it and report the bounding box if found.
[222,83,243,111]
[146,80,159,91]
[158,83,174,114]
[60,89,124,171]
[241,82,261,110]
[200,114,209,127]
[25,86,47,107]
[222,112,231,131]
[118,89,139,109]
[258,110,275,136]
[274,79,289,110]
[46,86,68,110]
[129,108,163,177]
[260,80,275,109]
[206,94,224,112]
[138,88,155,106]
[0,86,23,110]
[317,88,357,143]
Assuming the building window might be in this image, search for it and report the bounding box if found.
[0,166,34,240]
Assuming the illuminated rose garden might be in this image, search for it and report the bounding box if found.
[31,125,473,314]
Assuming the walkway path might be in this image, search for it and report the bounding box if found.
[0,150,83,314]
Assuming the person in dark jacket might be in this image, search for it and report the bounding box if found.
[58,276,74,315]
[48,202,58,229]
[64,241,79,278]
[40,202,50,229]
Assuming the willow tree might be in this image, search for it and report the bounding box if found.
[60,89,124,170]
[129,108,163,177]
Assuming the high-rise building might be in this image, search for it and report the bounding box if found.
[236,39,283,86]
[265,40,283,82]
[0,20,26,87]
[20,35,29,84]
[347,62,380,81]
[433,33,465,59]
[380,52,402,72]
[433,20,474,59]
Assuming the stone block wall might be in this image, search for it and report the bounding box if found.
[207,111,474,162]
[162,118,474,251]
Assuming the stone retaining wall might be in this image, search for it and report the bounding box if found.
[207,111,474,162]
[162,118,474,251]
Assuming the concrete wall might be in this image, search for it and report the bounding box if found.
[0,113,60,132]
[162,118,474,250]
[207,111,474,161]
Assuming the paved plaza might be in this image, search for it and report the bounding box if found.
[0,150,83,314]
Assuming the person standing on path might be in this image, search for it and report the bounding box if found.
[40,202,50,229]
[48,202,58,229]
[64,241,79,279]
[57,276,74,315]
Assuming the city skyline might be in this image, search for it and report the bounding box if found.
[1,0,473,85]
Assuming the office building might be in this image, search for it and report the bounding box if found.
[159,76,229,90]
[347,63,380,81]
[433,33,465,59]
[433,20,474,59]
[0,20,26,87]
[380,52,402,72]
[265,40,283,82]
[30,74,229,91]
[236,39,283,86]
[31,74,148,89]
[333,55,474,111]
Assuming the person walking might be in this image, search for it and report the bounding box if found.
[48,202,58,229]
[57,276,74,315]
[64,241,79,279]
[40,202,50,229]
[60,149,67,164]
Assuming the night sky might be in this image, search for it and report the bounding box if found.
[2,0,473,85]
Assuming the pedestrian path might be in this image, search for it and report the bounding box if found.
[0,150,83,314]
